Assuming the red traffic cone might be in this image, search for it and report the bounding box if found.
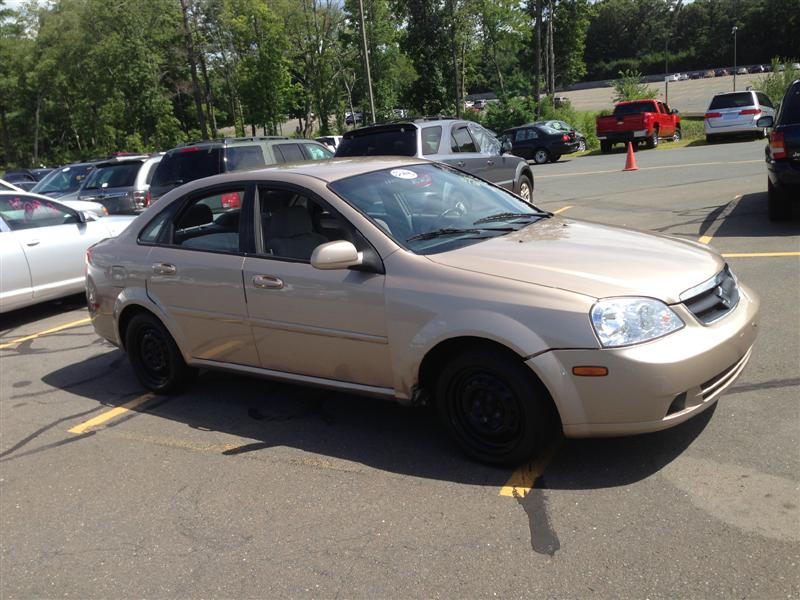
[623,142,639,171]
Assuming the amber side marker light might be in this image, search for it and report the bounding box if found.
[572,366,609,377]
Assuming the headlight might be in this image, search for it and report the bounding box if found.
[591,297,684,348]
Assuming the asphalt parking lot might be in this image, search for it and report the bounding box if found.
[1,139,798,599]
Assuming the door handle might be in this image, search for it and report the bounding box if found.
[253,275,283,289]
[486,160,495,166]
[152,263,176,275]
[25,240,40,247]
[456,160,465,168]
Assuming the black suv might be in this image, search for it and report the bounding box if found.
[334,119,534,200]
[758,79,800,220]
[149,137,333,204]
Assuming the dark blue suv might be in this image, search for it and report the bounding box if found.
[759,79,800,220]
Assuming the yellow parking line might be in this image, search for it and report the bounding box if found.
[0,317,91,350]
[722,252,800,258]
[499,440,561,498]
[68,393,155,434]
[553,205,573,214]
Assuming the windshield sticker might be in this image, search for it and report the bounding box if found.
[390,168,417,180]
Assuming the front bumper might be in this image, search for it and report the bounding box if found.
[597,130,648,142]
[526,283,760,437]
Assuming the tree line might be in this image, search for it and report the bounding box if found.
[0,0,796,168]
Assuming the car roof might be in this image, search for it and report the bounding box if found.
[712,90,758,96]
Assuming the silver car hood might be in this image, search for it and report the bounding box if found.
[426,218,725,304]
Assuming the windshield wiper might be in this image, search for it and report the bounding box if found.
[407,227,512,242]
[473,211,551,225]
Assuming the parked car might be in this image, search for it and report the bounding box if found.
[76,154,162,214]
[792,63,800,71]
[736,67,748,75]
[748,65,765,74]
[705,69,716,78]
[346,111,364,125]
[2,170,38,191]
[690,71,702,80]
[503,123,579,164]
[0,192,134,313]
[86,158,759,465]
[535,119,588,152]
[31,162,97,199]
[757,79,800,220]
[334,118,534,199]
[148,137,333,205]
[316,135,343,152]
[715,68,729,77]
[596,99,681,152]
[704,90,776,143]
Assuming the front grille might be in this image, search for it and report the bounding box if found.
[680,266,739,324]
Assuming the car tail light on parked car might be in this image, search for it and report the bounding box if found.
[562,134,570,142]
[179,146,202,153]
[769,131,787,159]
[739,108,761,116]
[133,190,146,209]
[144,190,152,207]
[704,112,722,119]
[221,191,241,209]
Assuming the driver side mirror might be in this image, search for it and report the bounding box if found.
[757,115,774,128]
[311,240,363,270]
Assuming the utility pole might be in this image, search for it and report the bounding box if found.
[534,0,542,119]
[732,26,738,91]
[358,0,376,124]
[664,35,669,104]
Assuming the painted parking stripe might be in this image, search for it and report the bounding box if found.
[0,317,91,350]
[68,393,155,434]
[499,440,561,498]
[722,252,800,258]
[698,194,742,244]
[553,205,573,214]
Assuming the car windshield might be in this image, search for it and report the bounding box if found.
[613,102,656,116]
[335,126,417,157]
[709,93,755,109]
[328,163,548,254]
[31,164,93,195]
[82,162,141,189]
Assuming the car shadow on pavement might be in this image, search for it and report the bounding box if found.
[0,293,87,334]
[711,191,800,236]
[42,352,714,490]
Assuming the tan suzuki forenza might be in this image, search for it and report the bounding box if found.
[86,157,759,465]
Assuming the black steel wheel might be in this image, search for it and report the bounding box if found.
[125,312,196,393]
[436,349,555,465]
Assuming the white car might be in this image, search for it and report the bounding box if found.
[0,191,134,313]
[315,136,342,153]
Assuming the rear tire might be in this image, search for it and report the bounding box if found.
[125,313,196,394]
[533,148,550,164]
[672,127,682,142]
[768,178,791,221]
[646,128,659,149]
[577,139,586,152]
[600,141,611,154]
[435,349,556,465]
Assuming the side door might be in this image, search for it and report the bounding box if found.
[512,127,537,161]
[438,124,486,178]
[468,123,517,190]
[0,194,111,300]
[241,183,392,389]
[142,183,260,367]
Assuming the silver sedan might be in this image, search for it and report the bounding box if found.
[0,191,134,313]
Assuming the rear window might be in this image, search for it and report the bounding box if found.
[613,102,657,116]
[709,93,755,110]
[151,147,222,190]
[82,162,141,190]
[778,85,800,124]
[335,127,417,157]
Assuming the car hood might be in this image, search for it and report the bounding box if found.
[426,217,725,304]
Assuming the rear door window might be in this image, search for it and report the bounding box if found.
[450,126,477,152]
[225,145,266,171]
[514,128,537,142]
[170,188,245,253]
[273,144,305,163]
[151,147,222,190]
[709,93,756,109]
[335,127,418,157]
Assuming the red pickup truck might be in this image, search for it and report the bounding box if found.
[596,100,681,153]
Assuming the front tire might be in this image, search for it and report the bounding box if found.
[435,350,555,465]
[517,175,533,201]
[533,148,550,164]
[125,313,196,393]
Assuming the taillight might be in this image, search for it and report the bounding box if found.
[221,191,241,209]
[770,131,786,159]
[739,108,761,116]
[562,134,570,141]
[133,190,146,209]
[704,112,722,119]
[179,146,201,153]
[144,190,152,207]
